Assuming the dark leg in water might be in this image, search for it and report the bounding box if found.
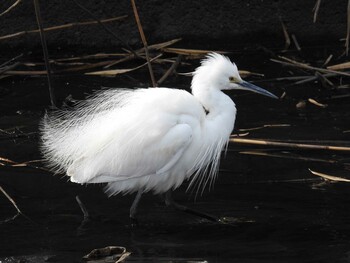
[164,190,220,222]
[130,189,143,225]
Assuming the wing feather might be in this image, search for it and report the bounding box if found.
[40,88,202,186]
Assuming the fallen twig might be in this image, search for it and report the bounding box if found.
[0,185,31,224]
[0,62,21,75]
[271,56,350,77]
[238,124,290,132]
[0,186,21,214]
[0,156,50,172]
[314,71,334,87]
[5,59,131,76]
[3,70,50,75]
[0,53,23,68]
[230,137,350,152]
[85,54,162,76]
[328,93,350,100]
[54,52,127,62]
[0,0,21,17]
[309,169,350,182]
[337,84,350,89]
[162,47,227,58]
[327,61,350,70]
[293,72,338,85]
[0,16,127,41]
[308,98,328,108]
[239,150,341,164]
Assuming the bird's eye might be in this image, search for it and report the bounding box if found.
[229,76,236,82]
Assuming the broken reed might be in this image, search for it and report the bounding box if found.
[230,137,350,152]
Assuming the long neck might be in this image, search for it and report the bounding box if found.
[192,84,236,139]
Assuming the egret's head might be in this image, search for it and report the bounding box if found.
[192,53,277,99]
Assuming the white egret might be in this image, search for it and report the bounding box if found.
[40,53,277,222]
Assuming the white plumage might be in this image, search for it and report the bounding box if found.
[40,53,276,199]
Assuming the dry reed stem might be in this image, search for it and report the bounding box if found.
[315,71,334,87]
[103,55,139,69]
[157,55,182,86]
[0,185,23,224]
[327,61,350,70]
[72,0,136,56]
[148,38,182,50]
[34,0,56,108]
[130,0,156,87]
[230,132,250,137]
[54,52,127,62]
[0,156,50,171]
[293,73,336,85]
[162,47,227,58]
[313,0,322,23]
[253,178,320,184]
[271,56,350,77]
[308,98,328,108]
[330,93,350,100]
[0,186,22,214]
[5,55,165,76]
[4,70,49,75]
[51,38,181,64]
[309,169,350,182]
[238,124,290,132]
[0,157,16,164]
[86,54,162,76]
[322,54,333,67]
[104,38,181,68]
[0,54,23,68]
[0,0,21,17]
[239,70,264,77]
[338,85,350,89]
[0,62,20,75]
[291,34,301,51]
[346,0,350,55]
[0,16,127,41]
[240,151,339,164]
[280,18,291,51]
[4,59,125,75]
[230,138,350,152]
[75,196,89,221]
[270,76,311,81]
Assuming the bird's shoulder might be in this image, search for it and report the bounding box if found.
[138,87,205,117]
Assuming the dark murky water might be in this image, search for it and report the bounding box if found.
[0,48,350,262]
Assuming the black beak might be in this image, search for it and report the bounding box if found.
[238,81,278,99]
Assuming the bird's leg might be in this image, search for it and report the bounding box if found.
[164,190,220,223]
[129,189,143,225]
